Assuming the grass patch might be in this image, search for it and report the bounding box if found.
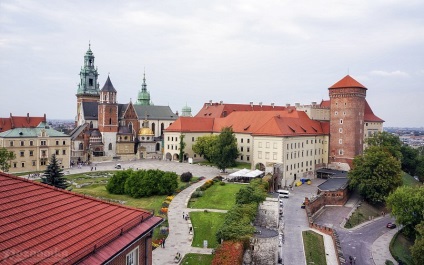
[402,172,421,187]
[180,253,214,265]
[190,211,226,248]
[390,231,413,265]
[189,183,243,210]
[302,230,327,265]
[344,201,384,228]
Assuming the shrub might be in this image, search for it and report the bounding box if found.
[219,182,226,186]
[191,190,204,198]
[106,170,131,194]
[180,172,193,182]
[123,169,178,198]
[213,176,223,182]
[212,241,244,265]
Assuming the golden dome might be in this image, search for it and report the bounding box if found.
[138,127,154,136]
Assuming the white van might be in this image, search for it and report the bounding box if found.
[277,189,290,198]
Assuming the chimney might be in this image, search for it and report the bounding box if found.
[250,102,253,107]
[27,113,30,123]
[286,104,290,107]
[209,100,212,106]
[271,103,275,108]
[44,114,47,122]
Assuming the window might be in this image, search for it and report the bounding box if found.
[126,246,139,265]
[32,161,36,166]
[30,141,33,146]
[247,139,250,144]
[30,151,33,156]
[240,155,244,160]
[247,147,250,152]
[247,155,250,161]
[339,139,342,144]
[56,141,59,145]
[273,143,277,149]
[63,141,66,145]
[266,142,270,148]
[339,128,343,133]
[109,118,112,125]
[273,152,277,160]
[258,151,262,159]
[335,111,338,115]
[108,143,112,150]
[41,159,47,166]
[21,162,25,168]
[192,137,195,142]
[265,152,269,159]
[56,150,59,155]
[62,150,66,155]
[258,142,262,148]
[20,151,24,157]
[13,162,17,168]
[340,119,343,124]
[20,141,24,146]
[241,138,243,143]
[41,150,46,157]
[10,141,13,147]
[241,147,244,152]
[339,149,343,155]
[79,143,83,150]
[41,140,46,146]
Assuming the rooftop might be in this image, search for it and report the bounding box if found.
[0,173,162,264]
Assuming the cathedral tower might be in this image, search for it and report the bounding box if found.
[98,76,118,157]
[135,72,151,105]
[328,75,367,169]
[76,44,100,126]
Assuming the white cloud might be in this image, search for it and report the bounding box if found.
[369,70,410,77]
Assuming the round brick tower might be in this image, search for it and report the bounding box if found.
[328,75,367,169]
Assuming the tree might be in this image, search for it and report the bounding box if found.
[210,127,240,172]
[416,157,424,183]
[235,179,268,204]
[192,135,218,162]
[180,171,193,182]
[348,146,402,204]
[387,186,424,237]
[0,147,16,172]
[366,131,403,160]
[400,145,419,176]
[41,154,68,189]
[178,134,186,163]
[411,222,424,265]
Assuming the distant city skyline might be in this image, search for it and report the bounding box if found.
[1,0,423,127]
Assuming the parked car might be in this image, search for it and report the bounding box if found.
[115,164,122,169]
[386,222,396,229]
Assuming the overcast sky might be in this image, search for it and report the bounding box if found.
[1,0,423,127]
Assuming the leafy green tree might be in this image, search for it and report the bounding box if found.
[41,154,68,189]
[416,157,424,183]
[366,131,403,160]
[180,171,193,182]
[348,146,402,204]
[216,203,257,242]
[106,170,131,194]
[401,145,419,176]
[124,169,178,198]
[157,171,178,195]
[0,147,16,172]
[192,134,218,162]
[178,134,186,163]
[411,222,424,265]
[387,186,424,237]
[236,179,268,204]
[210,127,240,172]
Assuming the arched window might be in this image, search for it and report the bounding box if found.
[160,123,165,135]
[108,143,112,150]
[79,143,83,150]
[128,122,133,133]
[151,123,155,134]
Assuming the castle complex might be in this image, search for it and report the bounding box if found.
[163,75,384,187]
[70,45,178,163]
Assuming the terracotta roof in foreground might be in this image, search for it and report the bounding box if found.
[0,173,161,265]
[329,75,367,89]
[195,102,287,118]
[0,114,46,133]
[364,101,384,122]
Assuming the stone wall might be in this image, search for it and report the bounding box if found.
[255,198,279,229]
[245,236,279,265]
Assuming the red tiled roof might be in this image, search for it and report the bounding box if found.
[195,102,286,118]
[168,110,327,137]
[0,173,161,265]
[320,100,330,108]
[166,117,215,132]
[329,75,367,89]
[0,114,46,133]
[364,101,384,122]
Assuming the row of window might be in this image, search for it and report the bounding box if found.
[285,139,323,150]
[12,158,50,168]
[285,159,321,172]
[8,140,65,147]
[286,148,323,160]
[17,149,67,157]
[239,138,251,144]
[240,146,250,152]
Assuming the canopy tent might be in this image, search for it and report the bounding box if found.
[226,169,265,183]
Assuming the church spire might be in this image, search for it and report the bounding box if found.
[135,70,151,105]
[76,43,100,96]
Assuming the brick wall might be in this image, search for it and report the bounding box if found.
[108,235,152,265]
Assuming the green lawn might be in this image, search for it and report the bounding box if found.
[188,183,243,210]
[180,253,214,265]
[344,201,384,228]
[302,230,327,265]
[402,172,421,187]
[390,231,414,265]
[190,211,226,248]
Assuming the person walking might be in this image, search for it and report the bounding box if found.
[162,238,166,248]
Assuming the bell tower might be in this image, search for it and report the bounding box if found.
[76,43,100,126]
[98,76,118,157]
[135,71,151,105]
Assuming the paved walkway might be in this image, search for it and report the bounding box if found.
[152,177,217,265]
[310,229,339,265]
[372,228,398,265]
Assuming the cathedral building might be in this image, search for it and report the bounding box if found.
[70,45,178,163]
[163,75,384,186]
